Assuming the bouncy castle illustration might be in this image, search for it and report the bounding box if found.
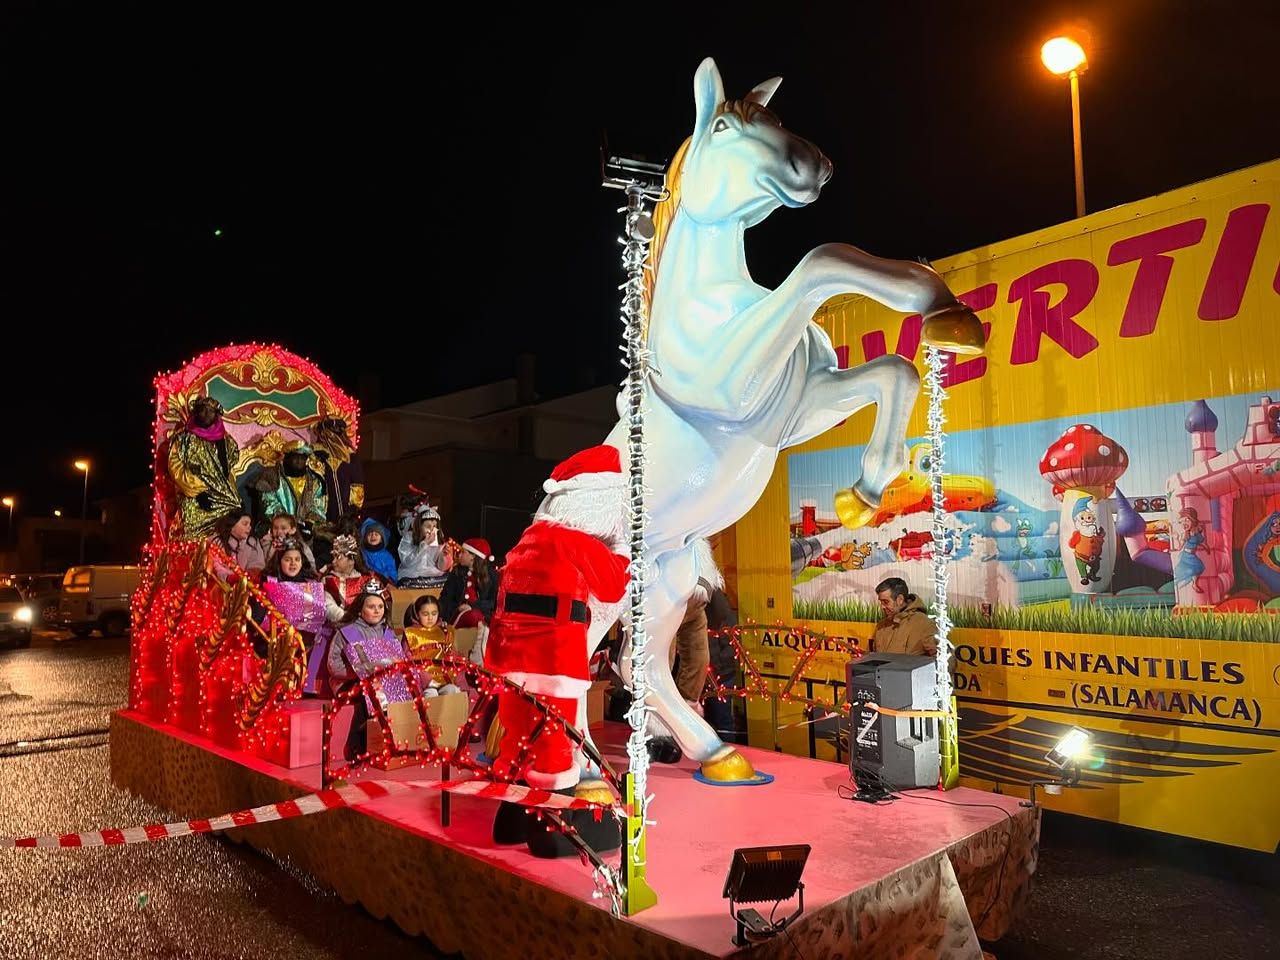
[1166,396,1280,609]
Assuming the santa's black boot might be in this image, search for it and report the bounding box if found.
[525,787,582,859]
[568,780,621,855]
[525,783,622,858]
[492,795,535,845]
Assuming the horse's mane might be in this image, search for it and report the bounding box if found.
[642,136,689,326]
[643,99,774,329]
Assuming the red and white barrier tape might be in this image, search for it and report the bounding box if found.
[2,778,614,849]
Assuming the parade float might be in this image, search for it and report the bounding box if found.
[733,159,1280,854]
[72,59,1039,958]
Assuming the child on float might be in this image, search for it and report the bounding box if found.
[404,594,460,693]
[254,538,325,662]
[303,534,371,696]
[359,517,398,584]
[264,512,317,569]
[322,535,372,623]
[211,511,266,580]
[397,505,452,588]
[327,580,412,762]
[438,537,499,666]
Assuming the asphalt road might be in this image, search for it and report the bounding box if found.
[0,633,449,960]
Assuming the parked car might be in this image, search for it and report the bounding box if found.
[0,585,34,648]
[11,573,63,625]
[55,565,141,638]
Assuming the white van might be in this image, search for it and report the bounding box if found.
[56,565,142,638]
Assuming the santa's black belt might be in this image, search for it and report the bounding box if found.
[502,592,590,624]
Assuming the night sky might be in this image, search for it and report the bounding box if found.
[2,1,1278,515]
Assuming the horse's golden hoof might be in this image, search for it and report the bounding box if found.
[922,304,986,356]
[574,779,616,806]
[699,747,758,783]
[484,717,505,759]
[835,487,877,529]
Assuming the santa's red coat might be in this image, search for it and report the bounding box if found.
[485,520,629,699]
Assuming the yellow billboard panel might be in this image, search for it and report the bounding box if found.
[731,161,1280,851]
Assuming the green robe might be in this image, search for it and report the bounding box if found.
[260,470,328,525]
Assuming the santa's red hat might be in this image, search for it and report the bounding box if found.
[542,445,623,495]
[462,537,494,562]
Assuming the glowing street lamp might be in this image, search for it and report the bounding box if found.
[74,461,90,564]
[1041,35,1089,218]
[2,496,14,543]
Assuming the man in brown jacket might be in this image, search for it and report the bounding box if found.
[871,577,937,656]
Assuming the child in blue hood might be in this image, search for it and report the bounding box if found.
[360,518,398,583]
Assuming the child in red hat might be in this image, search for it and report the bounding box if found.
[439,536,499,662]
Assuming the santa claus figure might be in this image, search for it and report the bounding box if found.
[485,444,629,856]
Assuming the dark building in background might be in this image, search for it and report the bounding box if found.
[0,486,150,574]
[360,358,616,560]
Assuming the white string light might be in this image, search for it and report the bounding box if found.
[924,346,953,712]
[619,186,657,861]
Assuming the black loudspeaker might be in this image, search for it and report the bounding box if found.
[846,654,940,792]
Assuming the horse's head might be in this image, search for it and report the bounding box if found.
[680,58,832,228]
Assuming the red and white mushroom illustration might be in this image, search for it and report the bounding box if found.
[1039,425,1129,594]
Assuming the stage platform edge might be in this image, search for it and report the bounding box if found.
[109,710,1038,960]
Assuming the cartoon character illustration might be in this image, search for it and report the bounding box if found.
[1068,497,1106,586]
[852,443,996,529]
[811,541,874,571]
[1014,519,1037,573]
[1260,515,1280,570]
[840,541,874,569]
[1243,510,1280,596]
[1172,507,1209,592]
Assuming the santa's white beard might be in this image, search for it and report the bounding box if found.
[536,483,626,550]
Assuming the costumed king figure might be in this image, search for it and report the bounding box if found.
[167,396,242,540]
[258,440,329,527]
[313,416,365,523]
[486,445,629,857]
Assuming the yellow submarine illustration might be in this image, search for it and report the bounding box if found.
[835,443,996,529]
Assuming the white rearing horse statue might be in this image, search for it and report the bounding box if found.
[560,57,985,784]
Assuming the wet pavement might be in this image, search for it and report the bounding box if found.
[1,634,1276,959]
[999,814,1278,959]
[0,634,449,960]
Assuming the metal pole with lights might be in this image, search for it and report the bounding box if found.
[74,461,90,564]
[1041,36,1089,218]
[2,497,14,546]
[601,146,667,917]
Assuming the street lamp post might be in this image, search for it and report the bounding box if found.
[74,461,90,565]
[1041,36,1089,218]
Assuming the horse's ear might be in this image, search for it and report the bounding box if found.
[746,76,782,107]
[692,57,725,139]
